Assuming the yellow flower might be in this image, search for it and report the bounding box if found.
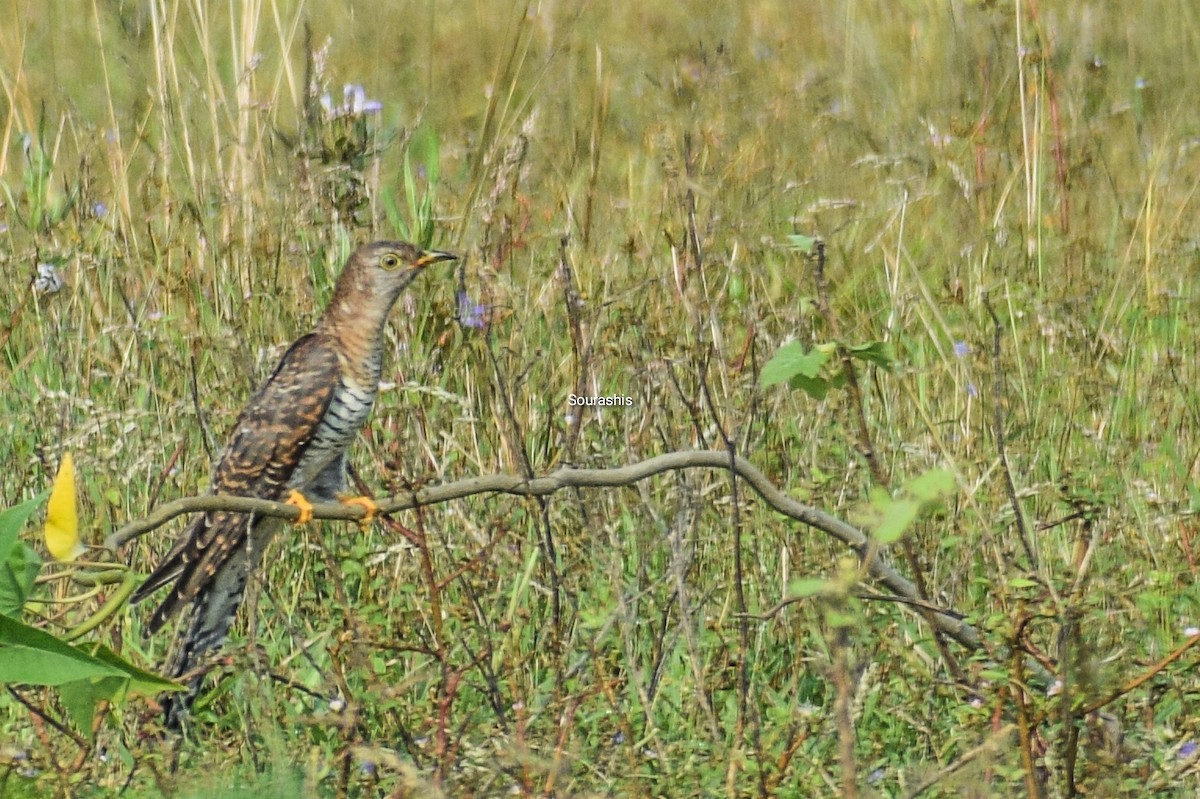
[45,452,84,561]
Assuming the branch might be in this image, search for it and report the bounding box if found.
[104,450,980,650]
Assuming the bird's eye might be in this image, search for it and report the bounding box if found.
[381,253,401,270]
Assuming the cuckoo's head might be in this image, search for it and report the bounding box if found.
[357,240,457,298]
[325,240,458,326]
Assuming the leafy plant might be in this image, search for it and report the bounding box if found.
[761,339,893,399]
[0,470,179,742]
[383,124,441,249]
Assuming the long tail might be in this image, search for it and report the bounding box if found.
[160,555,249,731]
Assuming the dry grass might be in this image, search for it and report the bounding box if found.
[3,1,1200,796]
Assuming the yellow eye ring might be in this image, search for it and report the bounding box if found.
[381,253,401,269]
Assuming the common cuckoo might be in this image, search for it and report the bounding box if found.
[132,241,456,730]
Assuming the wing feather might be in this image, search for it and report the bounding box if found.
[132,333,342,629]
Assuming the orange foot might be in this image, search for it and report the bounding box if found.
[340,495,379,527]
[285,490,315,525]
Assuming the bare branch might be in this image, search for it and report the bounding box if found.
[105,450,981,650]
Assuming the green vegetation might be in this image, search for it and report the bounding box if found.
[3,1,1200,796]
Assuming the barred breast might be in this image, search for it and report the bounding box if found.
[290,374,377,491]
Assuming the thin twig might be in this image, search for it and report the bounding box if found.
[982,293,1041,573]
[6,686,89,750]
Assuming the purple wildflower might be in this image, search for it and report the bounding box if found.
[458,291,487,329]
[320,84,383,119]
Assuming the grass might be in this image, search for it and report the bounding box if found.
[3,0,1200,796]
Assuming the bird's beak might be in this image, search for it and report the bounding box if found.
[414,249,459,269]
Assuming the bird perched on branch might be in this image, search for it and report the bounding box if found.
[132,241,457,730]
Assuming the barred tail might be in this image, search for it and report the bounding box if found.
[161,560,248,731]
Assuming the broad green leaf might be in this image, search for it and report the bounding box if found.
[0,615,181,739]
[847,340,895,371]
[788,373,833,399]
[761,341,830,388]
[873,498,921,544]
[0,615,126,685]
[0,495,47,616]
[787,577,830,598]
[0,542,41,616]
[0,615,177,691]
[16,635,177,740]
[0,493,48,562]
[907,468,955,502]
[59,676,125,740]
[785,233,816,254]
[84,642,180,695]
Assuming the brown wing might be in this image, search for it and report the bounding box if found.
[132,332,342,630]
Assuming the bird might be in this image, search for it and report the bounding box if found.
[131,240,457,730]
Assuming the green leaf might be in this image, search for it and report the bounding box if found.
[0,494,47,616]
[0,542,42,616]
[59,676,123,740]
[0,615,126,685]
[0,493,48,562]
[788,373,833,399]
[873,498,921,544]
[85,642,181,695]
[0,615,180,738]
[907,468,955,502]
[0,615,178,692]
[855,470,955,544]
[847,340,895,370]
[761,341,830,388]
[787,577,829,598]
[785,233,816,254]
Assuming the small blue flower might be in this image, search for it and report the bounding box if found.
[1181,741,1198,758]
[967,382,979,398]
[457,291,487,329]
[953,341,970,358]
[345,84,382,115]
[321,84,383,119]
[92,202,108,218]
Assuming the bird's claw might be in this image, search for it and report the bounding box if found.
[340,495,379,527]
[286,490,315,525]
